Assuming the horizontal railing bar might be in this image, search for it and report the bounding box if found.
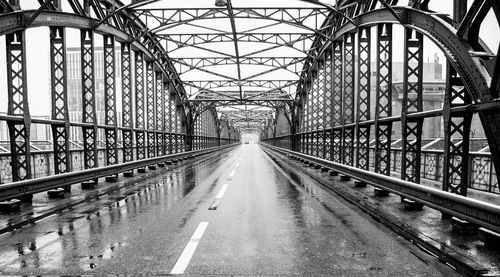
[0,114,189,134]
[261,143,500,234]
[0,144,238,202]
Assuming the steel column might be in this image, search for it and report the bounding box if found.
[6,30,31,186]
[342,33,355,166]
[80,29,98,173]
[356,27,371,170]
[49,27,71,181]
[323,49,333,160]
[121,43,133,163]
[135,51,145,160]
[103,35,118,168]
[155,71,164,156]
[442,63,472,195]
[374,23,393,176]
[146,61,156,159]
[401,28,424,184]
[332,41,343,163]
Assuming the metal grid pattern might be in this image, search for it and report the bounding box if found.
[0,0,499,202]
[442,64,472,195]
[49,26,70,175]
[6,30,31,182]
[104,35,118,167]
[155,71,165,156]
[146,61,156,159]
[80,29,98,170]
[374,23,393,176]
[401,28,423,184]
[356,27,371,170]
[121,43,134,163]
[135,51,146,160]
[331,41,343,163]
[342,33,355,166]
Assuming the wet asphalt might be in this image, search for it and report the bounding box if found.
[0,145,447,276]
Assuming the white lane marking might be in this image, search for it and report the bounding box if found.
[216,184,228,199]
[229,170,236,177]
[235,163,240,168]
[170,222,209,275]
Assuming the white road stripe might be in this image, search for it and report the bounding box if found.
[235,163,240,167]
[216,184,228,199]
[170,222,209,275]
[229,170,236,177]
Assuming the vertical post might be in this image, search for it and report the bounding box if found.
[332,41,343,163]
[146,61,156,162]
[156,71,164,158]
[342,33,355,166]
[374,23,393,180]
[164,80,172,155]
[442,63,472,195]
[121,43,134,176]
[49,26,71,191]
[303,81,310,155]
[311,68,319,156]
[80,29,98,183]
[170,88,178,153]
[103,35,118,180]
[323,49,333,161]
[135,51,146,162]
[6,30,32,201]
[356,27,371,170]
[401,28,423,184]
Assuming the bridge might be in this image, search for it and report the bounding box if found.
[0,0,499,275]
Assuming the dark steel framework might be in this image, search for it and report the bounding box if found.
[0,0,498,210]
[0,0,240,190]
[261,0,500,201]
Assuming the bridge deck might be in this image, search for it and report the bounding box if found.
[0,145,451,275]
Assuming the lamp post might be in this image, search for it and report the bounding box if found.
[215,0,227,7]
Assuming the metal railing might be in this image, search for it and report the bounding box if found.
[0,144,238,202]
[261,143,500,234]
[262,134,499,194]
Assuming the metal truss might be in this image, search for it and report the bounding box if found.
[1,0,499,201]
[49,26,70,179]
[81,29,98,172]
[173,57,306,78]
[158,33,315,53]
[184,80,298,98]
[134,7,329,34]
[104,35,118,170]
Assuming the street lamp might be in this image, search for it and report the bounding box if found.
[215,0,227,7]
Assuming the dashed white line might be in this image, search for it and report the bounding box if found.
[170,222,209,275]
[216,184,229,199]
[235,163,240,168]
[229,170,236,177]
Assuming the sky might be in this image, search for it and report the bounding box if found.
[0,0,498,117]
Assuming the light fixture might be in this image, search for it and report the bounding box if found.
[215,0,227,7]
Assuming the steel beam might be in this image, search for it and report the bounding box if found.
[80,29,98,174]
[356,27,371,171]
[374,23,392,176]
[6,30,31,184]
[104,34,118,168]
[401,27,423,184]
[342,32,355,166]
[442,63,472,196]
[121,42,134,163]
[135,51,146,160]
[49,26,71,179]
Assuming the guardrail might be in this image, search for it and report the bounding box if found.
[261,143,500,234]
[261,135,499,194]
[0,144,238,202]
